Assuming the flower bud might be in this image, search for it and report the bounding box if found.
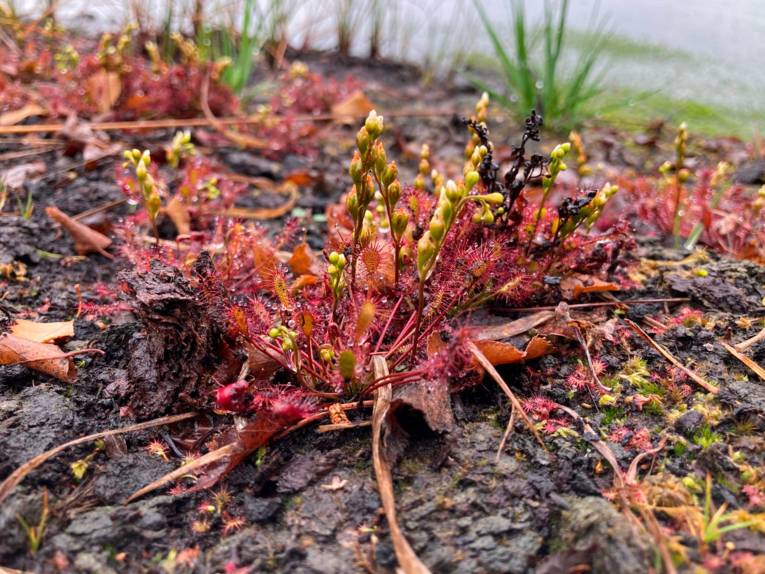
[484,192,504,205]
[356,127,370,154]
[429,219,445,242]
[387,180,401,205]
[444,179,461,203]
[346,191,359,216]
[481,210,494,225]
[383,161,398,187]
[465,170,480,189]
[268,327,280,338]
[372,141,386,176]
[364,110,383,139]
[136,161,147,181]
[141,150,151,166]
[146,192,161,219]
[391,210,408,237]
[417,233,435,273]
[328,251,340,265]
[349,152,363,184]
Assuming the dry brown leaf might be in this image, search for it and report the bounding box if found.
[290,274,319,294]
[11,319,74,343]
[0,102,46,126]
[1,160,46,189]
[86,70,122,113]
[473,335,553,366]
[560,274,619,299]
[331,90,376,124]
[45,206,113,259]
[287,241,315,276]
[0,332,75,382]
[165,195,191,235]
[467,311,555,340]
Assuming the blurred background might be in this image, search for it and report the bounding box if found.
[8,0,765,137]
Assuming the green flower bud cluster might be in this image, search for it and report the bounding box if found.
[536,142,571,219]
[54,44,80,73]
[414,144,430,191]
[327,251,347,303]
[166,130,196,169]
[569,131,592,177]
[347,111,385,241]
[555,183,619,241]
[754,185,765,214]
[464,92,489,161]
[123,148,161,224]
[416,149,499,281]
[268,324,298,352]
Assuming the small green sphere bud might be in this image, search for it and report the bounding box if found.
[136,161,147,181]
[364,110,383,138]
[328,251,340,264]
[349,152,363,184]
[141,150,151,166]
[387,180,401,205]
[268,328,280,338]
[372,141,387,175]
[484,192,504,205]
[429,219,445,242]
[465,171,480,189]
[383,162,398,187]
[445,180,461,203]
[337,253,347,267]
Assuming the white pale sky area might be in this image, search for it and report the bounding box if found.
[13,0,765,114]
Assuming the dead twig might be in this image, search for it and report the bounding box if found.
[722,342,765,381]
[371,356,431,574]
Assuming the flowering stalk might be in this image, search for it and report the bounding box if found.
[347,110,384,288]
[664,122,689,247]
[527,142,571,251]
[123,149,161,243]
[684,161,731,251]
[410,142,504,362]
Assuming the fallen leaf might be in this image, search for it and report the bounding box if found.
[560,274,619,299]
[86,70,122,113]
[0,160,46,189]
[467,311,555,340]
[0,102,46,126]
[0,332,75,382]
[11,319,74,343]
[287,242,316,276]
[165,195,191,235]
[45,206,113,259]
[473,335,554,366]
[331,90,376,124]
[59,115,121,164]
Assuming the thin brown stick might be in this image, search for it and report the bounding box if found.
[467,341,547,451]
[500,297,690,313]
[495,408,517,463]
[722,342,765,381]
[0,109,460,136]
[734,327,765,352]
[317,421,372,433]
[72,198,127,221]
[371,356,431,574]
[624,319,718,394]
[0,412,198,505]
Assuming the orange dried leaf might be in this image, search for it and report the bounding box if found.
[331,90,376,124]
[473,336,553,366]
[287,242,315,276]
[165,195,191,235]
[86,70,122,113]
[0,333,75,382]
[11,319,74,343]
[45,206,113,259]
[0,102,46,126]
[560,274,619,299]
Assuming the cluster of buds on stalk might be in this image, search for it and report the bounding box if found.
[96,24,135,72]
[54,44,79,72]
[753,185,765,214]
[528,142,570,246]
[553,182,618,243]
[347,110,385,285]
[268,324,298,352]
[166,131,196,168]
[568,131,592,177]
[416,143,503,282]
[327,251,347,314]
[661,122,689,245]
[123,149,161,240]
[464,92,489,162]
[414,145,430,191]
